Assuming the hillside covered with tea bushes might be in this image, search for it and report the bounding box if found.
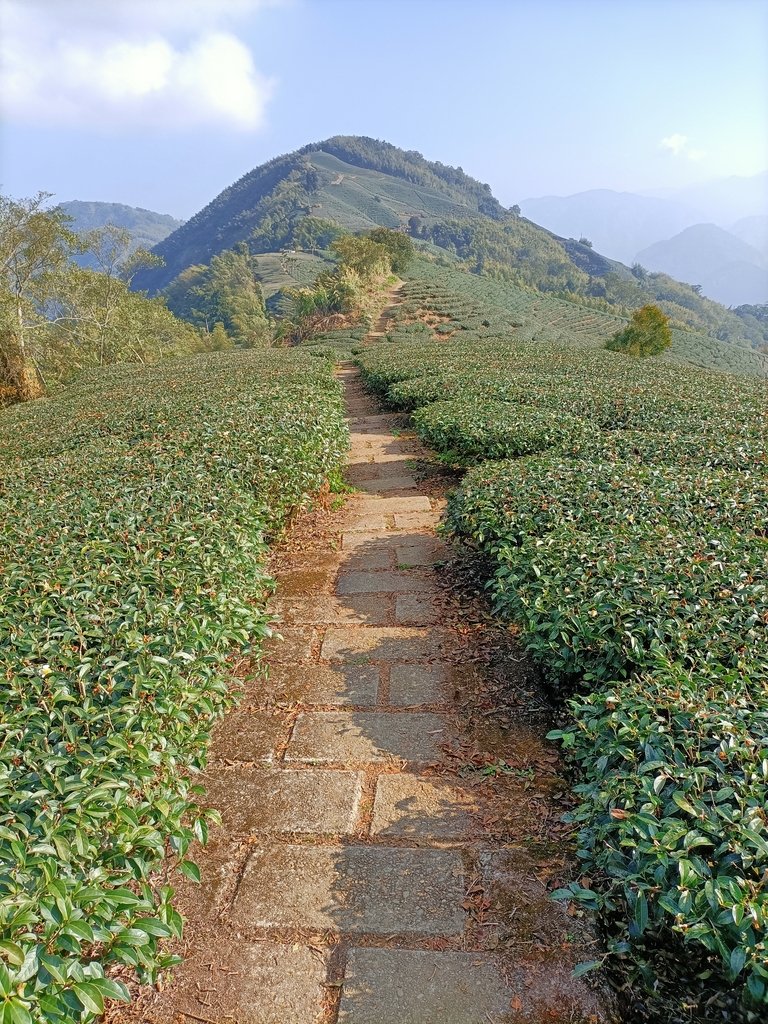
[0,350,347,1023]
[357,269,768,1019]
[133,136,767,372]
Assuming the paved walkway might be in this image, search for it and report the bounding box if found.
[134,306,613,1024]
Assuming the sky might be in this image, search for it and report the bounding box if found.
[0,0,766,219]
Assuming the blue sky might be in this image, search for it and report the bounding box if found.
[1,0,766,218]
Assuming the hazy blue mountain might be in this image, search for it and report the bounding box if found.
[730,214,768,261]
[637,223,768,306]
[644,171,768,227]
[57,201,183,267]
[129,135,767,371]
[520,189,702,264]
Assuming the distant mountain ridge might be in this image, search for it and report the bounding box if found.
[57,201,183,266]
[130,136,768,369]
[644,170,768,226]
[522,177,768,305]
[521,189,702,264]
[637,223,768,307]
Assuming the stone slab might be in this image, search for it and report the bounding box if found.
[262,626,315,663]
[285,711,446,763]
[370,452,419,463]
[355,476,419,494]
[259,664,380,706]
[371,775,474,839]
[232,846,465,936]
[395,538,449,567]
[321,627,450,663]
[349,415,399,429]
[340,547,394,571]
[337,949,512,1024]
[272,593,393,625]
[395,594,439,625]
[276,560,340,596]
[348,432,397,446]
[393,511,441,530]
[355,495,431,514]
[389,664,452,706]
[348,440,400,454]
[343,515,389,533]
[204,766,362,833]
[342,531,395,550]
[346,460,417,481]
[152,939,327,1024]
[337,570,435,595]
[209,711,287,762]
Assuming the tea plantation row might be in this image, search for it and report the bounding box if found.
[0,351,348,1023]
[357,326,768,1014]
[391,260,768,378]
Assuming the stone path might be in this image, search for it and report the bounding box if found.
[130,303,614,1024]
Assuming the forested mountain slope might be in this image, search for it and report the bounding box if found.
[132,136,768,370]
[58,200,183,267]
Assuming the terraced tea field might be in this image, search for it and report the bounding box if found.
[2,259,766,1022]
[357,295,768,1017]
[0,350,347,1023]
[392,259,768,377]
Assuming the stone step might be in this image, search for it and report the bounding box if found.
[336,570,435,595]
[352,495,431,514]
[259,664,380,706]
[231,846,465,936]
[371,774,474,839]
[285,710,446,763]
[353,475,419,493]
[272,593,393,625]
[393,510,441,529]
[395,593,439,625]
[388,663,460,706]
[152,939,327,1024]
[320,626,450,663]
[345,460,417,481]
[337,949,513,1024]
[203,767,363,833]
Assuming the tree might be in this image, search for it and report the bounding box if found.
[332,235,391,278]
[207,322,234,351]
[606,304,672,357]
[367,228,414,274]
[0,193,79,400]
[510,204,521,217]
[291,217,343,252]
[164,245,271,347]
[39,266,199,381]
[0,191,200,404]
[630,262,648,282]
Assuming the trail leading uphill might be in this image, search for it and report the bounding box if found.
[126,297,614,1024]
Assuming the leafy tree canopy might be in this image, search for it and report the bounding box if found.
[0,192,200,405]
[164,244,270,347]
[367,228,414,274]
[606,304,672,357]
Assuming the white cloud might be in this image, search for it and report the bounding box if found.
[660,133,689,155]
[660,133,708,162]
[0,0,276,131]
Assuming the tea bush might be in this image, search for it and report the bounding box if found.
[357,278,768,1010]
[0,350,347,1022]
[411,398,597,463]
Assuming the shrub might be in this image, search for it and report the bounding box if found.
[412,398,596,463]
[356,267,768,1009]
[0,350,347,1022]
[607,304,672,357]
